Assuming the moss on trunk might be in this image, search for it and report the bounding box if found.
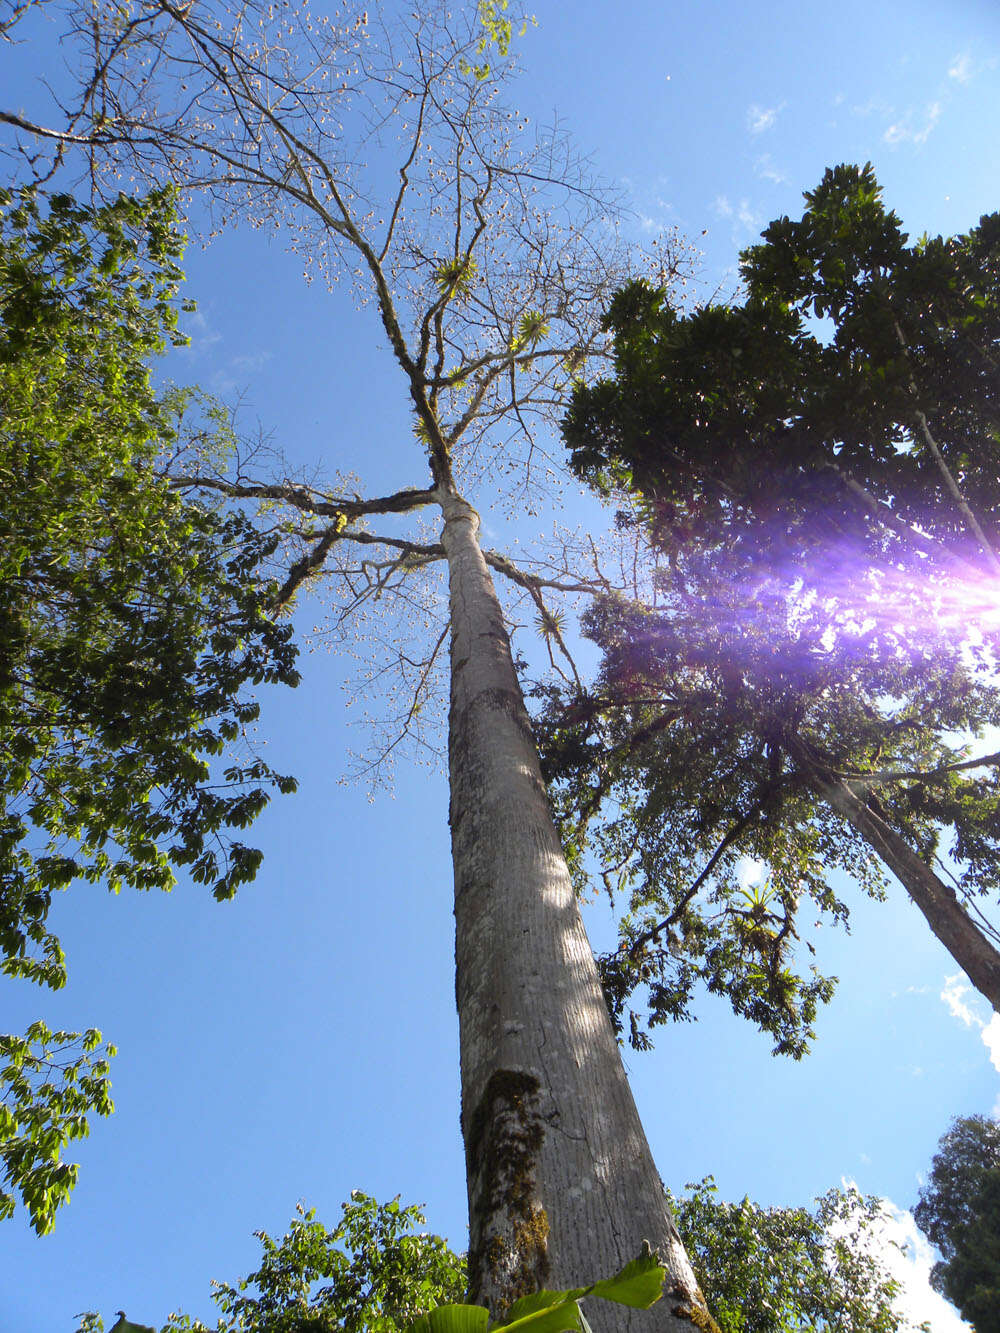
[466,1068,551,1312]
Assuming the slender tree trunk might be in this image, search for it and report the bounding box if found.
[795,749,1000,1012]
[440,489,715,1332]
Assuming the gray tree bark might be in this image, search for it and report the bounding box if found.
[441,489,716,1332]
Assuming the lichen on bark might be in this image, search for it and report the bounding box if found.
[466,1068,551,1312]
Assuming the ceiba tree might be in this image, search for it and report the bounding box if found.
[555,165,1000,1053]
[0,185,297,1231]
[0,2,714,1325]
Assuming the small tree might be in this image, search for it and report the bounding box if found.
[167,1193,464,1333]
[914,1114,1000,1332]
[672,1179,924,1333]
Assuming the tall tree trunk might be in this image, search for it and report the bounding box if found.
[440,490,715,1331]
[793,746,1000,1012]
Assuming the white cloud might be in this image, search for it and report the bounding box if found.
[851,96,892,119]
[713,195,759,234]
[948,52,974,83]
[983,1013,1000,1072]
[736,200,760,231]
[884,101,942,146]
[921,101,943,140]
[941,972,1000,1069]
[736,856,766,887]
[231,350,273,373]
[827,1189,969,1328]
[747,102,782,134]
[876,1200,971,1331]
[620,179,676,237]
[941,973,980,1027]
[179,308,222,354]
[208,348,273,395]
[754,153,788,185]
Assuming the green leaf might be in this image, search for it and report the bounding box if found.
[497,1290,581,1326]
[453,1248,665,1333]
[493,1297,583,1333]
[589,1246,666,1308]
[408,1304,491,1333]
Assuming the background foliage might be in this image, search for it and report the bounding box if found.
[0,185,299,1231]
[545,165,1000,1054]
[915,1114,1000,1332]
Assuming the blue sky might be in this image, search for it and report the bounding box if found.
[3,1,1000,1328]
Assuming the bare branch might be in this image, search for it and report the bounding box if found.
[271,518,346,612]
[171,475,437,519]
[482,548,610,597]
[836,750,1000,788]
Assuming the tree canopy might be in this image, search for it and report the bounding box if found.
[74,1193,466,1333]
[0,184,299,1232]
[914,1114,1000,1332]
[76,1182,929,1333]
[671,1179,922,1333]
[547,164,1000,1055]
